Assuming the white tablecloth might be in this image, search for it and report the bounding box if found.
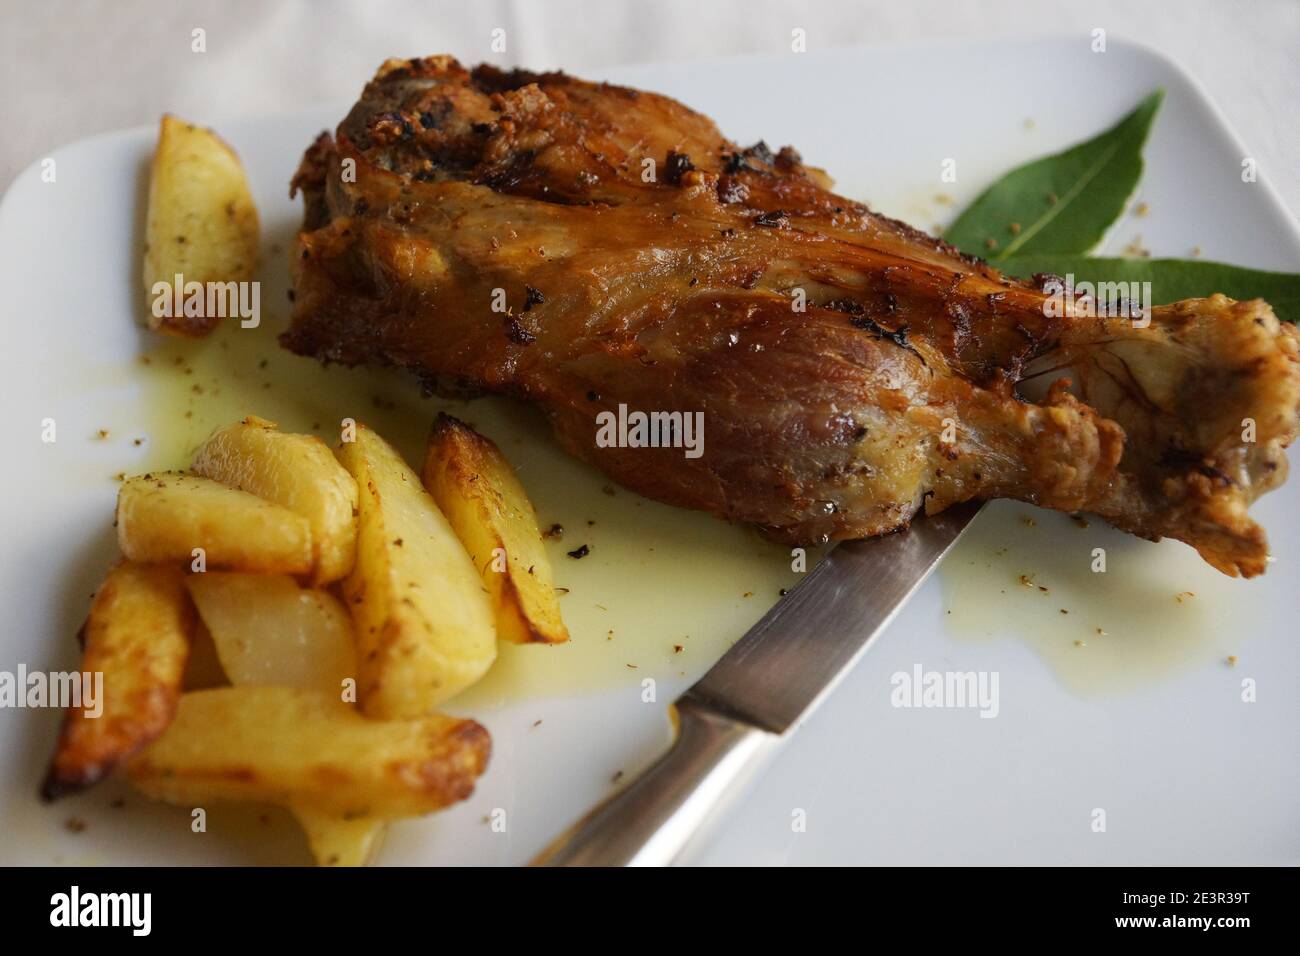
[3,0,1298,219]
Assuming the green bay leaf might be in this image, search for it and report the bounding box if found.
[996,254,1300,323]
[945,90,1163,260]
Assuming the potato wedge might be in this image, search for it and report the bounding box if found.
[192,417,358,585]
[125,687,490,818]
[116,472,313,576]
[336,424,496,717]
[293,806,387,867]
[142,114,259,337]
[43,563,193,798]
[423,414,569,644]
[186,573,355,693]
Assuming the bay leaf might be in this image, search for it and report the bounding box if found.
[945,91,1163,259]
[997,254,1300,323]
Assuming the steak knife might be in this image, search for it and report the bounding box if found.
[532,500,981,866]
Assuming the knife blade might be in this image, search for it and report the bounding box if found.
[532,500,981,866]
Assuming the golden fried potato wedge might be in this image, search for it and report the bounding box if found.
[293,806,387,867]
[423,414,569,644]
[336,424,496,717]
[43,563,193,798]
[191,417,358,585]
[116,472,313,576]
[125,687,490,818]
[186,573,355,693]
[143,114,259,337]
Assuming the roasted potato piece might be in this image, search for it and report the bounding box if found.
[186,573,355,693]
[336,424,496,717]
[142,114,259,337]
[423,414,569,644]
[43,563,193,798]
[293,806,387,867]
[192,417,358,584]
[125,687,490,817]
[116,472,313,576]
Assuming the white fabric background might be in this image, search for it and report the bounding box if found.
[2,0,1299,216]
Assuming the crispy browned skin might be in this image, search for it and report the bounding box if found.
[284,56,1300,577]
[43,563,193,799]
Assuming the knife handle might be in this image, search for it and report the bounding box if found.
[530,695,775,866]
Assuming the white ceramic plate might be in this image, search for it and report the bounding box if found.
[1,35,1295,866]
